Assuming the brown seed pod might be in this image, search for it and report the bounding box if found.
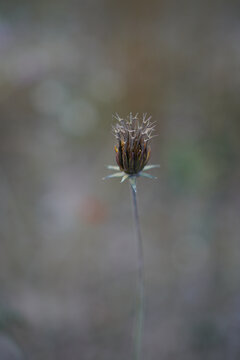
[113,113,156,175]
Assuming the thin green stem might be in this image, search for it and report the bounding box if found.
[131,184,144,360]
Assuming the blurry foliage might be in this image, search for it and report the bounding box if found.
[0,306,24,332]
[191,320,225,355]
[167,142,215,193]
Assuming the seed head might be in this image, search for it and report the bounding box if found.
[113,113,156,175]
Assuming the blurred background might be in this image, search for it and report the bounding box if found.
[0,0,240,359]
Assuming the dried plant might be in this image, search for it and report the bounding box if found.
[103,113,159,360]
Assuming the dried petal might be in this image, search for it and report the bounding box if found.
[113,113,155,175]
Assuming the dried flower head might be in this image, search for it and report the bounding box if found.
[113,113,155,175]
[103,113,159,192]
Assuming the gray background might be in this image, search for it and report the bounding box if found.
[0,0,240,359]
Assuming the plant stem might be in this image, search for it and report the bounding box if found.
[131,183,144,360]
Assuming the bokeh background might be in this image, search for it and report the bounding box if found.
[0,0,240,359]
